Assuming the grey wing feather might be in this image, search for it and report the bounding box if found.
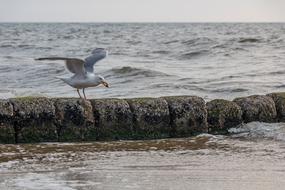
[36,57,86,75]
[84,48,108,73]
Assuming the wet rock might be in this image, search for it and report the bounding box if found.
[10,97,56,143]
[126,98,170,139]
[207,99,242,133]
[90,98,133,140]
[53,98,94,141]
[267,92,285,122]
[233,95,277,123]
[0,100,14,143]
[163,96,207,137]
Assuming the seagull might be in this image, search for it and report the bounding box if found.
[36,48,109,99]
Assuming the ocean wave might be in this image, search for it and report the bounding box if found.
[238,38,261,43]
[180,50,209,59]
[152,50,171,54]
[126,40,141,45]
[181,37,214,45]
[209,88,248,93]
[108,66,171,77]
[229,122,285,142]
[163,40,179,44]
[103,30,112,33]
[0,44,15,48]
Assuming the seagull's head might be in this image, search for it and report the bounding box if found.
[98,75,109,88]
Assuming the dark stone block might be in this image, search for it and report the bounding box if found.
[0,100,15,143]
[126,98,170,139]
[10,97,56,143]
[233,95,276,123]
[163,96,207,137]
[207,99,243,134]
[90,98,133,140]
[267,92,285,122]
[53,98,94,141]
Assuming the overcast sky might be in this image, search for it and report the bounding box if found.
[0,0,285,22]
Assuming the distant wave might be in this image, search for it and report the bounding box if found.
[109,66,171,77]
[163,40,179,44]
[238,38,261,43]
[180,50,209,59]
[0,44,14,48]
[181,37,214,45]
[152,50,171,54]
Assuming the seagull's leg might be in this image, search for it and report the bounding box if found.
[77,89,83,99]
[83,88,87,100]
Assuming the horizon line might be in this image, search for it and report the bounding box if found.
[0,21,285,24]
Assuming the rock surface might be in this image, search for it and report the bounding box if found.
[207,99,243,133]
[163,96,207,137]
[127,98,170,139]
[0,100,14,143]
[233,95,277,123]
[0,93,283,143]
[53,98,94,141]
[91,98,133,140]
[267,92,285,122]
[10,97,56,143]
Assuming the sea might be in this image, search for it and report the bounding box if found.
[0,23,285,100]
[1,23,285,190]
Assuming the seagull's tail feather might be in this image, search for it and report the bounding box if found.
[55,76,71,86]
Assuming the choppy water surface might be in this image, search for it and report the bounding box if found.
[1,23,285,100]
[1,122,285,190]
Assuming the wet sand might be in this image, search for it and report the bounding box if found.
[1,125,285,190]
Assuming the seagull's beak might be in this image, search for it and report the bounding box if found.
[102,81,109,88]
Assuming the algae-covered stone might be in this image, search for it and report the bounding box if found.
[0,100,13,121]
[206,99,242,133]
[0,125,14,143]
[90,98,133,140]
[10,97,55,120]
[267,92,285,122]
[163,96,207,137]
[54,98,94,141]
[10,97,56,143]
[233,95,276,123]
[0,100,14,143]
[126,98,170,139]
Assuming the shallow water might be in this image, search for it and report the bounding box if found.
[1,122,285,190]
[1,23,285,100]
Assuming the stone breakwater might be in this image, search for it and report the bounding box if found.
[0,93,284,143]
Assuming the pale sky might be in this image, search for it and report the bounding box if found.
[0,0,285,22]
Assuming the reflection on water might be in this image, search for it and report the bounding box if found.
[1,122,285,189]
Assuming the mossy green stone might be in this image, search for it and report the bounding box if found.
[126,98,170,139]
[267,92,285,122]
[234,95,277,123]
[53,98,94,141]
[90,98,133,140]
[0,124,15,143]
[15,123,58,143]
[9,97,56,143]
[207,99,242,133]
[10,97,55,119]
[163,96,207,137]
[0,100,15,143]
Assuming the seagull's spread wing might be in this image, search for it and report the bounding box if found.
[84,48,108,73]
[36,57,86,75]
